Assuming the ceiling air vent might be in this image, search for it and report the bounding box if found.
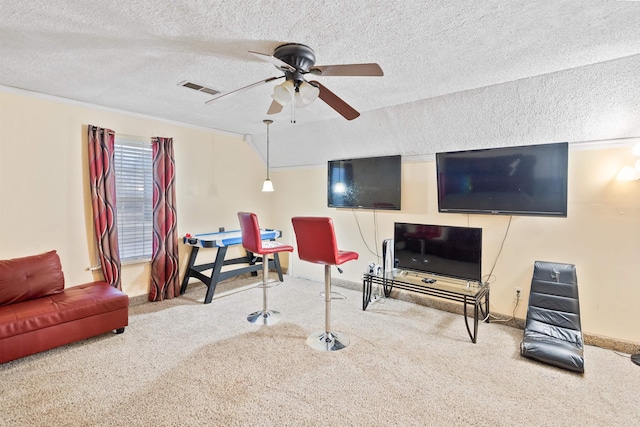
[178,81,220,96]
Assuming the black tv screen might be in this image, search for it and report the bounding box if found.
[328,155,401,210]
[436,142,568,217]
[394,222,482,282]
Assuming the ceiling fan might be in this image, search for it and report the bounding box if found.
[205,43,383,121]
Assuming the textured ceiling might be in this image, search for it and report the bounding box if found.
[2,1,640,167]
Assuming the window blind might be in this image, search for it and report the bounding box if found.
[114,138,153,262]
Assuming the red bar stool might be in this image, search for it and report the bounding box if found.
[291,216,359,351]
[238,212,293,325]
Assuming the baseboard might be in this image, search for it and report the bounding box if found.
[126,269,286,307]
[334,279,640,355]
[128,293,149,307]
[128,277,639,355]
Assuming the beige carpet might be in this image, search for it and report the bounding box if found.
[1,275,639,426]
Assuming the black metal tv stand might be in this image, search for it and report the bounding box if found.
[362,270,490,343]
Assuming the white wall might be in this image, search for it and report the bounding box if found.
[0,89,273,297]
[270,144,640,344]
[265,54,640,345]
[2,81,639,345]
[268,54,640,169]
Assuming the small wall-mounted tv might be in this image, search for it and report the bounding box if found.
[436,142,568,217]
[328,155,401,210]
[394,222,482,282]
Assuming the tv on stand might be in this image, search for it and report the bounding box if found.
[393,222,483,283]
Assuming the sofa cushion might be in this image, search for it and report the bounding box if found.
[0,251,65,306]
[0,282,129,340]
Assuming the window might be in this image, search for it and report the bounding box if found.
[114,138,153,262]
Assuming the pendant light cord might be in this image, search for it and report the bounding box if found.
[263,119,273,181]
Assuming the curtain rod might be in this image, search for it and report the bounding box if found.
[116,133,157,140]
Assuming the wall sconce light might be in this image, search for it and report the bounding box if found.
[617,142,640,181]
[262,119,274,192]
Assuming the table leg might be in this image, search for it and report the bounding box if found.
[203,246,228,304]
[463,295,478,344]
[383,278,393,298]
[362,275,372,310]
[473,298,479,343]
[180,246,200,295]
[485,288,490,323]
[272,253,284,281]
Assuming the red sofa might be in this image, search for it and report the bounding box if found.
[0,250,129,364]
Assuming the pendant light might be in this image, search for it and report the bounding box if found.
[261,119,275,192]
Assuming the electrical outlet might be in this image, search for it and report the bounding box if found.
[514,287,523,302]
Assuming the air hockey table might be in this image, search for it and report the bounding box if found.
[179,229,284,304]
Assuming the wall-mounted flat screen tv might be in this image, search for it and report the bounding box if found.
[328,155,401,210]
[394,222,482,282]
[436,142,568,217]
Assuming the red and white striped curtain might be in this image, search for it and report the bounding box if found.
[149,137,180,301]
[87,125,122,289]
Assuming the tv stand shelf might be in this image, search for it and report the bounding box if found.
[362,271,490,343]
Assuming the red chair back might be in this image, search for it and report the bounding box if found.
[237,212,263,254]
[291,217,358,266]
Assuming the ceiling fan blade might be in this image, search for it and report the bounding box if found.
[267,100,283,115]
[249,51,296,72]
[205,76,282,105]
[309,63,383,77]
[309,81,360,121]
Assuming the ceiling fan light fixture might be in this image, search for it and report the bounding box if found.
[209,43,382,120]
[272,80,294,106]
[294,81,320,108]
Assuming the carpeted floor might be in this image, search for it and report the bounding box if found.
[1,275,639,426]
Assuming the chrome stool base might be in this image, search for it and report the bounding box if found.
[306,331,350,351]
[247,310,282,325]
